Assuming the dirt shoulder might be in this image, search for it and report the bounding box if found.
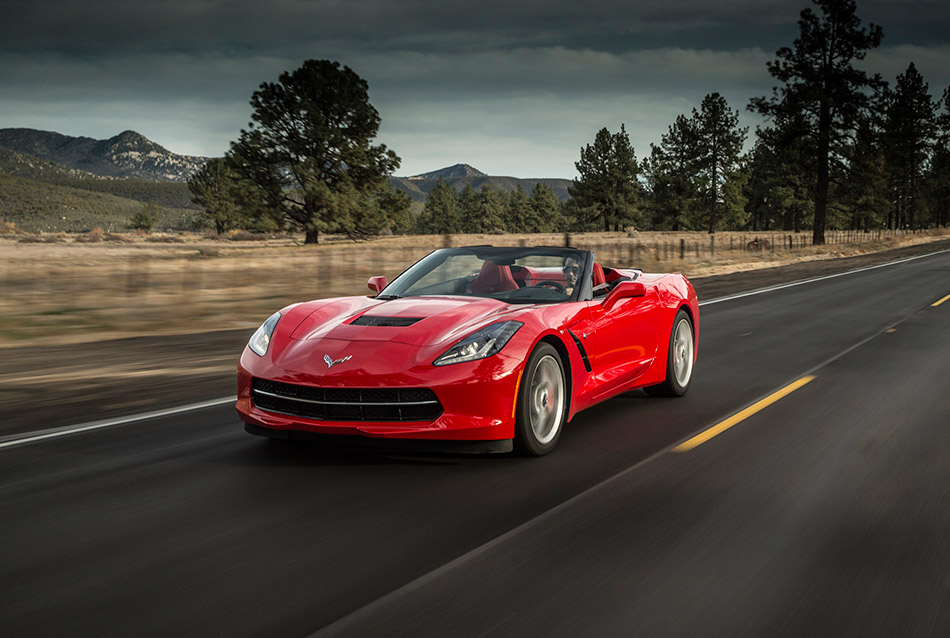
[2,237,948,438]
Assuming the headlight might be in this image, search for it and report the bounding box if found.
[248,311,281,356]
[433,321,523,366]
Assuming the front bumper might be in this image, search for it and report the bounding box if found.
[236,339,524,444]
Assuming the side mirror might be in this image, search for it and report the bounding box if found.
[603,280,646,310]
[367,275,388,294]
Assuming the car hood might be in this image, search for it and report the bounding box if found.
[289,296,523,348]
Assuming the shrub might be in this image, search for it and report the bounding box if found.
[127,203,159,233]
[75,227,105,243]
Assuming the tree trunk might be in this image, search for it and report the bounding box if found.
[813,102,831,246]
[708,163,719,234]
[305,229,320,244]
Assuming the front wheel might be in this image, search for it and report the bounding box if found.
[515,343,567,456]
[644,309,694,397]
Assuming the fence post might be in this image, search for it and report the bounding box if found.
[680,238,685,260]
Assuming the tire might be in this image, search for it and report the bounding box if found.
[515,342,567,456]
[644,309,694,398]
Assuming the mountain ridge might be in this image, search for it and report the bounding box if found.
[0,128,208,182]
[393,163,572,202]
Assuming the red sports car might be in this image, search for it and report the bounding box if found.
[237,245,698,455]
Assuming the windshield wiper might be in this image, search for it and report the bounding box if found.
[375,294,401,300]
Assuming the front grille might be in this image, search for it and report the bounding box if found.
[251,378,443,422]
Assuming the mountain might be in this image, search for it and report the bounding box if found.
[410,163,488,180]
[390,164,572,202]
[0,128,208,181]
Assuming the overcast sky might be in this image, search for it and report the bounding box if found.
[1,0,948,178]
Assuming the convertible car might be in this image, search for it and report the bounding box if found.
[237,245,698,455]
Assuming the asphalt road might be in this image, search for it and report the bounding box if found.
[2,249,949,637]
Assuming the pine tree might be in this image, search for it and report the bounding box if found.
[415,178,459,234]
[841,114,890,231]
[744,119,814,233]
[457,183,480,233]
[365,182,414,235]
[644,115,699,231]
[569,125,640,231]
[691,93,748,233]
[127,202,160,233]
[475,185,506,233]
[927,88,950,227]
[750,0,883,245]
[228,60,400,243]
[882,63,938,229]
[528,182,562,232]
[504,185,531,233]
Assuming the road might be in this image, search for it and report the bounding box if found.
[2,249,949,637]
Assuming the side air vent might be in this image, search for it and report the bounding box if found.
[351,316,423,327]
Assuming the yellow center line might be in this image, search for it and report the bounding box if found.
[672,375,817,452]
[932,293,950,307]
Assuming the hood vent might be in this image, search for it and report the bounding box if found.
[351,315,424,327]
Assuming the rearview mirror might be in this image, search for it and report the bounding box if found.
[603,280,646,310]
[367,275,388,294]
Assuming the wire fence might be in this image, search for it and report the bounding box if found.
[0,228,939,343]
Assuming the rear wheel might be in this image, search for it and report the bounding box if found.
[644,309,694,397]
[515,343,566,456]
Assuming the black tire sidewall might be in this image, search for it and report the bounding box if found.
[515,342,566,456]
[665,310,693,396]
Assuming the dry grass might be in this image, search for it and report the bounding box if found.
[1,228,946,347]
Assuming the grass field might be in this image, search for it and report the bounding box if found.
[0,228,945,346]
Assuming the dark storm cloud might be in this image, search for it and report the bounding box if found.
[0,0,810,54]
[5,0,947,54]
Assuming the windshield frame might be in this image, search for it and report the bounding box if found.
[377,246,594,304]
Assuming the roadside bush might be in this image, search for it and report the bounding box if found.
[127,203,160,233]
[226,229,270,241]
[74,227,105,243]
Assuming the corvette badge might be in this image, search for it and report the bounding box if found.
[324,354,352,368]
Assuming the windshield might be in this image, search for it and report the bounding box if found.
[380,247,589,304]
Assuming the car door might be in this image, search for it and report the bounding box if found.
[585,286,662,398]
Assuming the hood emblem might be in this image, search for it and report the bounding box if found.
[324,354,352,369]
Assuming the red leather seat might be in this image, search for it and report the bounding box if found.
[592,263,606,286]
[472,261,519,294]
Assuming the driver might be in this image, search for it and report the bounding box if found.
[562,255,580,295]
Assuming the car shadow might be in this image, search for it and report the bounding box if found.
[233,438,513,467]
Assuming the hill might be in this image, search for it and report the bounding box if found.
[410,163,488,180]
[390,164,572,202]
[0,171,198,232]
[0,128,208,181]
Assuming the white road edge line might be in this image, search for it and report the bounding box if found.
[0,396,237,450]
[4,245,948,451]
[697,247,950,306]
